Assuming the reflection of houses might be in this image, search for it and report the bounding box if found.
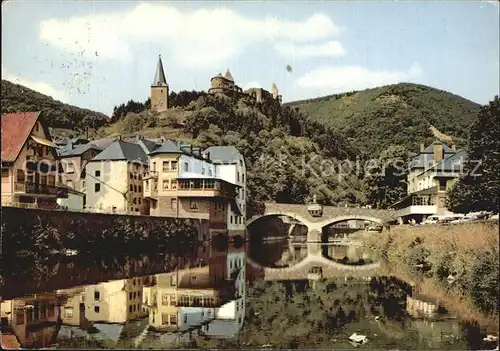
[143,245,246,341]
[84,277,149,324]
[1,112,62,209]
[406,294,441,318]
[391,141,467,223]
[57,287,88,327]
[0,293,61,348]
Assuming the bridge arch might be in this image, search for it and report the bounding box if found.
[246,212,312,229]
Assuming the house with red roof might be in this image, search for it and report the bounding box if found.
[1,111,62,209]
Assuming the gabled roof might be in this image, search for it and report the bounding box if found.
[152,55,168,87]
[224,69,234,82]
[58,143,104,157]
[1,111,41,162]
[136,139,160,154]
[92,140,148,163]
[204,146,242,164]
[409,141,456,170]
[149,140,184,155]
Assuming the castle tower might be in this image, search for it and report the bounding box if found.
[271,83,279,99]
[224,69,234,82]
[271,83,282,104]
[150,55,169,113]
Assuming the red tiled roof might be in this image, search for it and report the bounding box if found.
[1,111,41,162]
[1,333,21,349]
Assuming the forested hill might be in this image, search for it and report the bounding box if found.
[1,79,109,136]
[286,83,481,157]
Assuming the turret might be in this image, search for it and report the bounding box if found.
[150,54,169,112]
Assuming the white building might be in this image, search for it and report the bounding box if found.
[85,140,148,214]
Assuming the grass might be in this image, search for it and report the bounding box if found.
[365,221,499,333]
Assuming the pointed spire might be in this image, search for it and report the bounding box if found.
[224,69,234,82]
[272,83,278,93]
[152,54,167,87]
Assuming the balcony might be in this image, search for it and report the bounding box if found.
[14,182,62,197]
[176,179,238,199]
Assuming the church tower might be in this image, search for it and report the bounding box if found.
[150,55,169,112]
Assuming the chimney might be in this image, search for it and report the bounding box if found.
[420,143,425,153]
[118,135,122,141]
[451,144,456,152]
[190,145,193,154]
[160,137,166,143]
[68,140,73,150]
[207,152,210,160]
[198,148,202,157]
[433,142,443,162]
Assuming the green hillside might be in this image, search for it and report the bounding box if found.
[286,83,481,157]
[1,79,109,138]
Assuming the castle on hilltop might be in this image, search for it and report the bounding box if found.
[150,56,282,113]
[208,69,282,104]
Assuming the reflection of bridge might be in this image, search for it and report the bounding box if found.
[247,242,382,281]
[247,203,395,242]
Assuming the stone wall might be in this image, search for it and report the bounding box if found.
[1,207,209,257]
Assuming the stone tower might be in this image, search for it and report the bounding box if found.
[271,83,279,99]
[150,55,169,113]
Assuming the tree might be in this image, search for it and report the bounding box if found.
[447,96,500,213]
[363,145,410,209]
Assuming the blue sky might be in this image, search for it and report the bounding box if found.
[2,1,499,115]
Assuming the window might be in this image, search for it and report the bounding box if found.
[64,307,74,318]
[163,161,169,172]
[138,198,141,204]
[170,295,176,306]
[163,180,169,190]
[95,170,100,177]
[190,200,198,210]
[237,172,240,182]
[171,314,177,325]
[94,306,100,313]
[129,292,133,299]
[133,305,136,312]
[240,160,243,167]
[95,183,100,192]
[230,215,233,224]
[184,162,189,172]
[152,162,156,171]
[130,184,134,192]
[130,172,134,179]
[171,180,178,189]
[242,174,245,183]
[48,175,55,186]
[171,198,177,209]
[162,294,169,306]
[134,185,138,192]
[129,305,133,313]
[171,161,178,171]
[41,175,47,185]
[202,167,205,175]
[66,162,75,173]
[138,185,142,192]
[183,314,187,323]
[94,290,100,300]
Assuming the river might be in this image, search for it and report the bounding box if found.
[0,234,498,350]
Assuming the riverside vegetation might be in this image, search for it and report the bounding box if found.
[364,221,499,329]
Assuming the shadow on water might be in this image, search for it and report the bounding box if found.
[1,234,497,350]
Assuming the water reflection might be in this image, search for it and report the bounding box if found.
[0,240,497,350]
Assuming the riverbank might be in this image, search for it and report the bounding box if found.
[364,221,499,332]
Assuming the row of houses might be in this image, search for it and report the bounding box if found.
[1,111,247,238]
[1,243,246,348]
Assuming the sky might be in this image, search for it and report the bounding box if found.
[2,1,499,116]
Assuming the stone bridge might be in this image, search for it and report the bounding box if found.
[247,202,395,242]
[246,241,382,281]
[247,255,381,281]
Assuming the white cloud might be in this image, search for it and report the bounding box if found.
[295,63,424,94]
[274,40,345,59]
[2,71,68,103]
[243,81,262,90]
[39,3,341,68]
